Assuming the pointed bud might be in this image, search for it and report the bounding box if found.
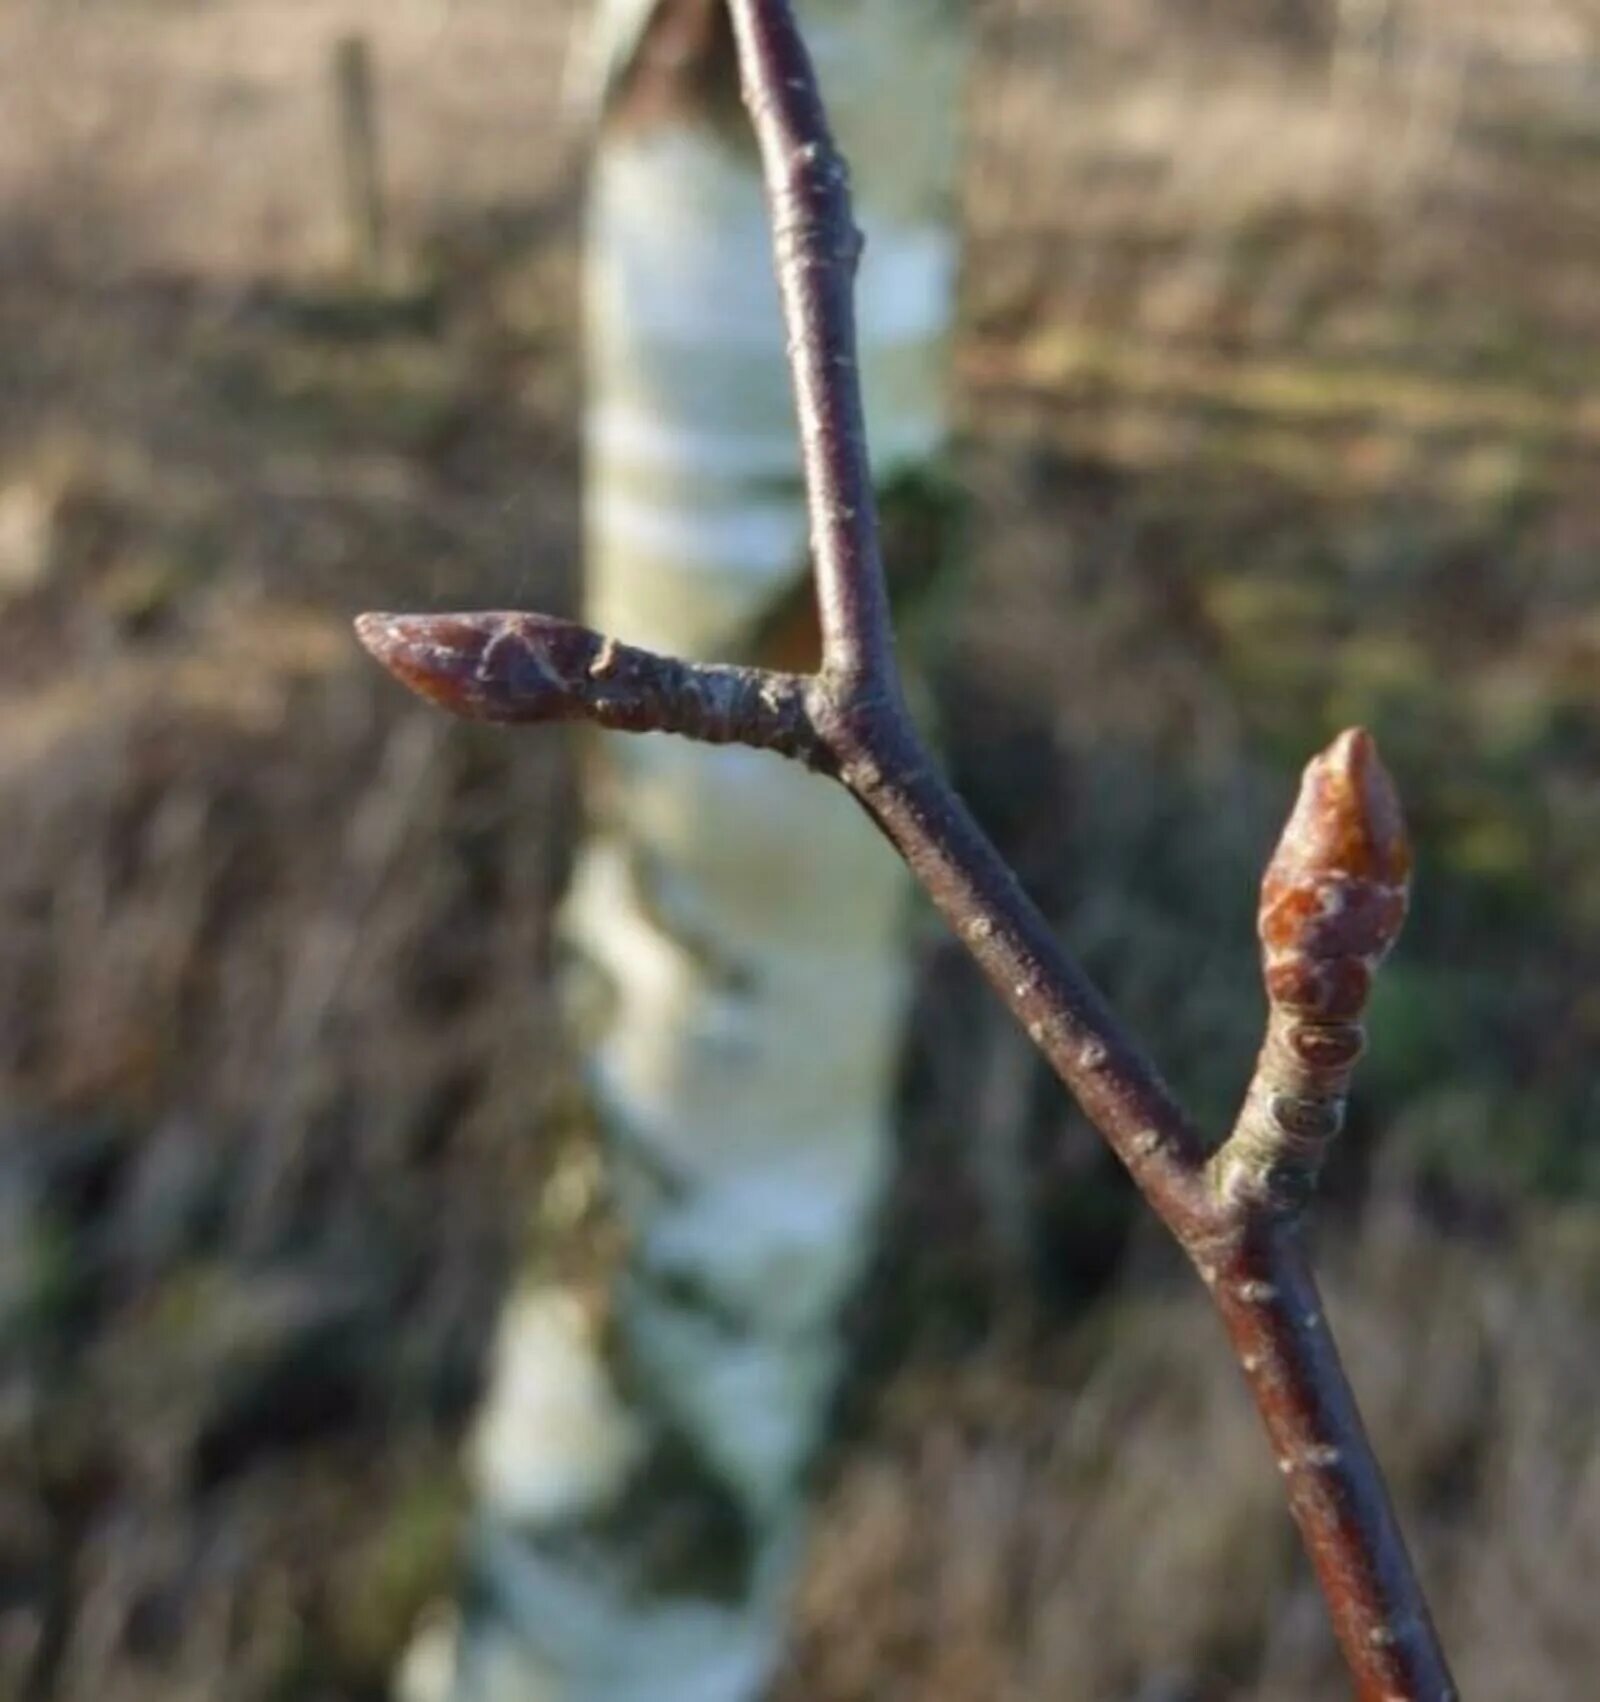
[1258,728,1412,1019]
[355,610,603,724]
[1216,731,1414,1212]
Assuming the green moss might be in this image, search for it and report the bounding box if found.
[335,1471,467,1679]
[3,1215,86,1347]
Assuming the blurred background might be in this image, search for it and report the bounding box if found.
[2,0,1598,1697]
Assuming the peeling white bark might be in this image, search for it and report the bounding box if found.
[468,1292,644,1527]
[400,6,968,1698]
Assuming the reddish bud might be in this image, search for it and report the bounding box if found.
[1259,729,1412,1012]
[355,610,602,724]
[1262,729,1411,909]
[1219,730,1414,1210]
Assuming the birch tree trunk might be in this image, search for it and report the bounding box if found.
[399,6,968,1697]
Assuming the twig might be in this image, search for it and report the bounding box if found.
[353,611,824,764]
[354,2,1457,1695]
[727,0,893,689]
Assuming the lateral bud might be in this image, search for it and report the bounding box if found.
[1216,728,1412,1212]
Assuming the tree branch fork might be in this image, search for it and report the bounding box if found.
[356,2,1456,1697]
[350,609,1396,1254]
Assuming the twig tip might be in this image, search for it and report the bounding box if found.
[354,608,545,721]
[1275,726,1412,894]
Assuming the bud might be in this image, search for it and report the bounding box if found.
[1217,729,1412,1211]
[1259,727,1411,1002]
[354,610,600,724]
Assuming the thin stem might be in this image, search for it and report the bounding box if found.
[723,0,895,692]
[813,697,1214,1233]
[1209,1227,1454,1699]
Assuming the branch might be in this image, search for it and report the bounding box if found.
[354,610,825,766]
[723,0,894,690]
[354,2,1457,1695]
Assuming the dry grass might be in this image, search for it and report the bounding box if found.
[788,1199,1600,1701]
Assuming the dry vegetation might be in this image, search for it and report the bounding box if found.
[1,1,1598,1698]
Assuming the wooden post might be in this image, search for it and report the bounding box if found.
[333,33,387,289]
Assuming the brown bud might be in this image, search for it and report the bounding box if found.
[1264,954,1372,1023]
[355,610,602,724]
[1259,728,1412,980]
[1218,731,1414,1211]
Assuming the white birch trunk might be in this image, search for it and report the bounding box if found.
[399,7,967,1698]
